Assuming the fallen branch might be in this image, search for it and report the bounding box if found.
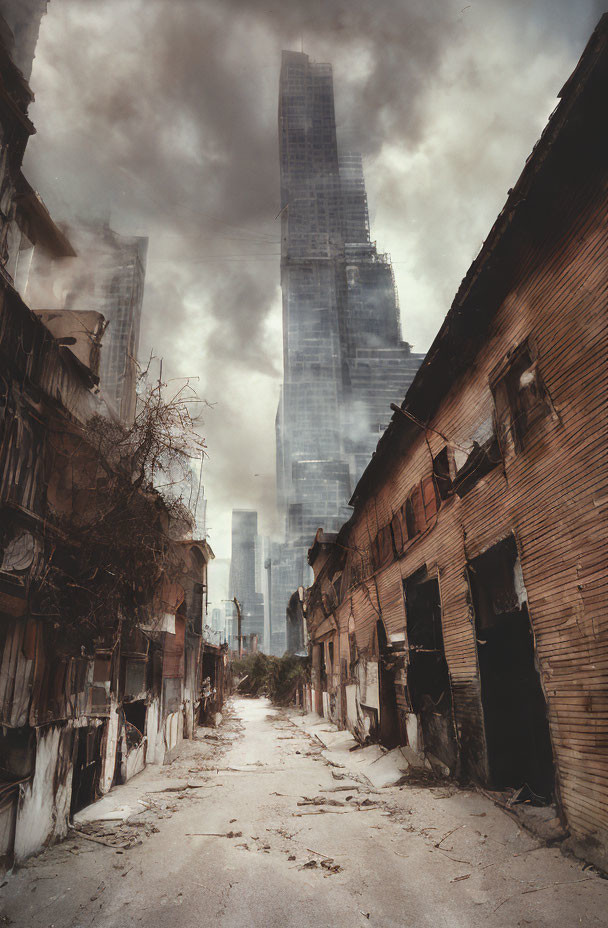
[435,824,464,848]
[294,806,377,816]
[69,826,130,849]
[149,783,209,793]
[493,877,594,912]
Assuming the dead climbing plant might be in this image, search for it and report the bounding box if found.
[33,377,207,653]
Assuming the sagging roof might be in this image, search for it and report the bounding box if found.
[15,174,77,257]
[34,309,105,381]
[307,529,339,569]
[351,13,608,509]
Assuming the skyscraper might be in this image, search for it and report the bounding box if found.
[228,509,265,644]
[27,222,148,425]
[276,51,424,585]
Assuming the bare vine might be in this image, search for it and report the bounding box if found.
[33,380,207,653]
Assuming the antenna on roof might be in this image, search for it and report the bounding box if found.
[300,34,303,53]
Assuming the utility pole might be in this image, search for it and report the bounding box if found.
[232,596,243,658]
[264,557,272,653]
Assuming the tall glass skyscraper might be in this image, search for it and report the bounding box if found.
[276,51,424,576]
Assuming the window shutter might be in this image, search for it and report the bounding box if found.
[422,475,439,520]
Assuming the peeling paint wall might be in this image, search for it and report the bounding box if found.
[99,700,119,794]
[14,725,73,861]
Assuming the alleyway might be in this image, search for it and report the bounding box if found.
[2,698,607,928]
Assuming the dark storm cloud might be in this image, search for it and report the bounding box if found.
[20,0,604,565]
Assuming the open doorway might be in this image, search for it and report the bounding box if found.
[404,568,457,770]
[468,536,554,801]
[70,725,104,817]
[376,620,400,748]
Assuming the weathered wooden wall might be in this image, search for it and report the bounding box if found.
[306,78,608,864]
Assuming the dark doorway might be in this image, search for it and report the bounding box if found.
[376,620,400,748]
[123,699,146,737]
[404,568,457,770]
[468,536,554,801]
[70,725,104,816]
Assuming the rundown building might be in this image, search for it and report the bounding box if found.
[305,18,608,869]
[0,19,223,871]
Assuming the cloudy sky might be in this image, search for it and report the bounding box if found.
[23,0,604,590]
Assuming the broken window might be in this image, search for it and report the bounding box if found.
[123,699,146,738]
[492,341,552,452]
[452,419,501,498]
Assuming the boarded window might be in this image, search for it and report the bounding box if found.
[371,523,394,571]
[162,617,185,678]
[125,660,146,700]
[391,507,407,555]
[405,484,425,537]
[422,475,439,521]
[162,677,182,714]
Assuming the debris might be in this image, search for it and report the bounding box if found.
[294,806,376,816]
[300,859,318,869]
[493,878,594,913]
[320,858,343,874]
[305,847,336,858]
[451,874,471,882]
[185,831,242,838]
[69,826,131,850]
[90,883,106,902]
[434,825,464,848]
[149,783,209,793]
[297,796,345,807]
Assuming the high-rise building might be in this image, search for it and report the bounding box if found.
[228,509,265,644]
[27,222,148,425]
[275,51,424,594]
[76,226,147,426]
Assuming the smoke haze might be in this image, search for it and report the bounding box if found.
[21,0,604,577]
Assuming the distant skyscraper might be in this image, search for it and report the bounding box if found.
[27,222,148,425]
[229,510,265,644]
[276,51,424,587]
[67,224,147,425]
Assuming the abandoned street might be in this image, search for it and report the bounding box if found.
[1,698,606,928]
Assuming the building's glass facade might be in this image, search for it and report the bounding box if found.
[276,51,424,602]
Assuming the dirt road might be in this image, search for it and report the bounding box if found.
[1,698,606,927]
